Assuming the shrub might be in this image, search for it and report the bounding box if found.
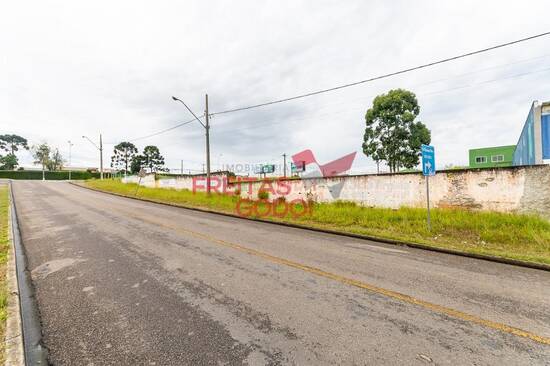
[258,190,269,200]
[0,170,101,180]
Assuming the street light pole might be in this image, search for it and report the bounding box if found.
[171,95,211,195]
[82,134,104,180]
[282,153,287,178]
[205,94,211,195]
[67,140,74,180]
[99,134,103,180]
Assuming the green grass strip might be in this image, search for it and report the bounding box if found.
[0,185,10,362]
[85,179,550,265]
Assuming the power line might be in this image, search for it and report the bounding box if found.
[211,31,550,116]
[103,32,550,147]
[113,116,203,144]
[212,65,550,135]
[422,66,550,97]
[270,52,550,123]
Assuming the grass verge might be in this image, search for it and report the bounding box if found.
[0,184,10,363]
[84,179,550,266]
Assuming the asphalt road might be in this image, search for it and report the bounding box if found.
[11,181,550,365]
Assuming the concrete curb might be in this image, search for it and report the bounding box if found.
[8,182,49,365]
[5,184,24,366]
[71,182,550,272]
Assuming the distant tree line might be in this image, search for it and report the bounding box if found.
[111,142,167,174]
[0,134,68,172]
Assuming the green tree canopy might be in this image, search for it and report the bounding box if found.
[111,141,138,173]
[130,155,145,174]
[362,89,431,172]
[46,148,64,171]
[32,143,51,171]
[0,134,29,155]
[0,134,29,170]
[0,154,18,170]
[142,145,165,173]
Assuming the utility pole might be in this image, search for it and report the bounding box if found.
[82,134,104,180]
[171,94,211,194]
[67,140,74,180]
[124,146,128,178]
[426,175,431,231]
[205,94,211,195]
[181,160,184,176]
[282,153,287,178]
[99,133,104,180]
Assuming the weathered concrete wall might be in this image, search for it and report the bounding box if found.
[122,174,156,187]
[240,168,530,212]
[122,173,230,191]
[122,165,550,217]
[518,165,550,216]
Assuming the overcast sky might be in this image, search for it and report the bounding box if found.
[2,1,550,174]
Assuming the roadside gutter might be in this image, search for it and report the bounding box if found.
[8,182,48,365]
[4,183,24,366]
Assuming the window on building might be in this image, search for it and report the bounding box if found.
[475,156,487,164]
[491,155,504,162]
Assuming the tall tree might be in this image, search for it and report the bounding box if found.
[32,143,51,172]
[142,145,165,173]
[0,134,29,155]
[0,134,29,170]
[46,148,64,171]
[362,89,431,172]
[130,155,145,174]
[111,142,138,173]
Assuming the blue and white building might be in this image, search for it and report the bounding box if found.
[513,100,550,166]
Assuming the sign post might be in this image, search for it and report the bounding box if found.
[135,168,146,196]
[262,164,275,174]
[255,164,275,178]
[290,161,306,176]
[421,144,436,231]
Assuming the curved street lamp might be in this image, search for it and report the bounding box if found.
[171,95,211,194]
[82,134,103,180]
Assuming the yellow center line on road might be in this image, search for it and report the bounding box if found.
[116,208,550,346]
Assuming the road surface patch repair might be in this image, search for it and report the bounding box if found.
[30,258,86,280]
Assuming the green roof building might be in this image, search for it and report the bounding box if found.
[468,145,515,168]
[467,100,550,169]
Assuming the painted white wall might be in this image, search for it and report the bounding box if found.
[121,165,550,217]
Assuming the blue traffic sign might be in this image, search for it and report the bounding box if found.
[421,144,436,176]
